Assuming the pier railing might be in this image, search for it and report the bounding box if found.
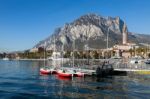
[112,59,150,71]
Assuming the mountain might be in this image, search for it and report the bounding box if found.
[33,13,150,50]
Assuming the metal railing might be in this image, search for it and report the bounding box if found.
[112,60,150,70]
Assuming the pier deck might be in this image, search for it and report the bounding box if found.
[114,68,150,72]
[112,60,150,74]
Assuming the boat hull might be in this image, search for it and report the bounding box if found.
[145,60,150,64]
[74,72,85,77]
[51,70,57,74]
[57,69,73,77]
[58,73,73,77]
[40,70,50,74]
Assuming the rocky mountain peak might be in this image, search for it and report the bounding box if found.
[33,13,145,50]
[72,13,105,26]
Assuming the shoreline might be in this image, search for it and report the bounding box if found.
[13,59,46,61]
[0,58,107,60]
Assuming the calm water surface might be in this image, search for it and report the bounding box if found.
[0,60,150,99]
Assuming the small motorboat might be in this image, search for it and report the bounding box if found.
[49,67,58,74]
[3,57,9,61]
[74,72,85,77]
[57,68,74,78]
[145,59,150,64]
[40,67,58,74]
[40,67,51,74]
[130,56,143,64]
[73,68,85,77]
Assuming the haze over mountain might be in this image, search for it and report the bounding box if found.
[34,13,150,50]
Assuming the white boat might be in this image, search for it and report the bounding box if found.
[40,67,51,74]
[72,41,86,77]
[40,66,57,74]
[3,57,9,60]
[40,42,50,74]
[145,59,150,64]
[40,42,57,74]
[57,44,74,78]
[57,68,74,78]
[130,56,143,64]
[130,59,138,64]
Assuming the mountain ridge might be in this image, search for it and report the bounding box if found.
[33,13,150,50]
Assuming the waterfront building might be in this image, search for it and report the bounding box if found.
[111,29,139,58]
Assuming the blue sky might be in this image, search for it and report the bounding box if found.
[0,0,150,51]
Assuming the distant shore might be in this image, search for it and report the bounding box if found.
[14,59,46,61]
[0,59,45,61]
[0,58,122,61]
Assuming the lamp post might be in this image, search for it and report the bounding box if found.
[106,28,110,59]
[106,18,111,59]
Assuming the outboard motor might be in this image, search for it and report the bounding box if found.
[96,66,102,77]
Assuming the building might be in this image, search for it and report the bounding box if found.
[112,28,139,58]
[113,43,136,51]
[122,32,128,44]
[30,48,39,53]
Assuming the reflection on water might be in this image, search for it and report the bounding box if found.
[0,60,150,99]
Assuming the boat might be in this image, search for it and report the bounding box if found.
[96,61,113,77]
[40,42,48,74]
[129,56,143,64]
[3,57,9,60]
[48,37,60,74]
[74,72,84,77]
[40,37,59,75]
[40,66,57,74]
[57,68,74,78]
[72,41,85,77]
[40,42,51,74]
[74,68,85,77]
[75,67,96,76]
[40,67,51,74]
[57,44,74,78]
[145,59,150,64]
[130,59,139,64]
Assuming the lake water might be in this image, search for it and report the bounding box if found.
[0,60,150,99]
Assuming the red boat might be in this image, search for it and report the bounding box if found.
[40,68,51,74]
[50,69,57,74]
[52,70,57,74]
[74,72,85,77]
[57,69,73,78]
